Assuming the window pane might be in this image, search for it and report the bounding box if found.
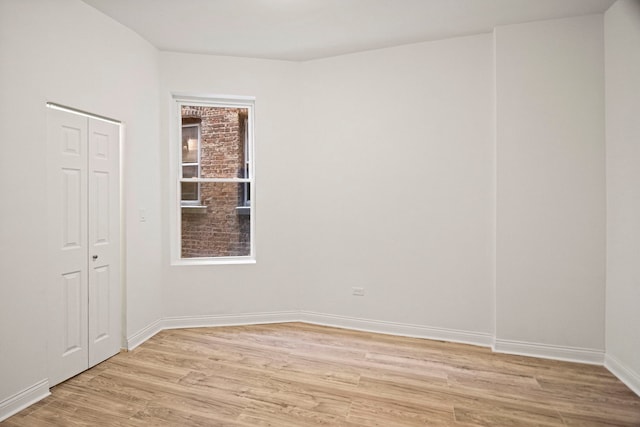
[182,125,199,164]
[181,182,198,201]
[182,165,198,178]
[181,182,251,258]
[181,105,249,179]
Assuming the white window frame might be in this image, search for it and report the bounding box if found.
[170,93,256,265]
[239,118,251,212]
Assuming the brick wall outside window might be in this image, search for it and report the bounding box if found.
[181,106,250,257]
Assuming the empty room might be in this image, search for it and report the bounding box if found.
[1,0,639,425]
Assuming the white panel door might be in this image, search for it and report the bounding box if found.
[87,118,120,367]
[47,107,121,386]
[47,108,90,387]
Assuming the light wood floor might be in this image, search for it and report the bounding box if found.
[2,323,639,426]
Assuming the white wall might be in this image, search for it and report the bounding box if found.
[2,0,636,418]
[604,0,640,394]
[158,35,495,342]
[0,0,162,413]
[159,53,302,320]
[495,15,606,358]
[298,35,495,338]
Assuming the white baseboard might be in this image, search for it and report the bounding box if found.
[129,313,613,369]
[0,379,50,422]
[129,312,616,369]
[126,318,163,350]
[605,353,640,397]
[493,339,605,365]
[131,310,493,349]
[162,310,299,330]
[299,311,494,348]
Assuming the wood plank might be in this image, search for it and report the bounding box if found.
[2,323,639,426]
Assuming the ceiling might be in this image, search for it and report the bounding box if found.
[81,0,616,61]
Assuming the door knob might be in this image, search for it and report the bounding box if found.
[92,255,98,261]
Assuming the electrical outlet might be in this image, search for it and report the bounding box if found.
[352,287,365,296]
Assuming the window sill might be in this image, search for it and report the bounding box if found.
[181,205,207,213]
[172,256,256,266]
[236,206,250,216]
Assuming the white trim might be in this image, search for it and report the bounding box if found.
[171,257,256,266]
[162,311,299,330]
[46,102,120,125]
[169,93,256,264]
[493,339,605,365]
[131,311,493,351]
[0,380,50,422]
[127,313,613,368]
[126,319,163,350]
[605,353,640,397]
[180,177,251,183]
[145,311,493,348]
[299,311,494,348]
[172,93,255,106]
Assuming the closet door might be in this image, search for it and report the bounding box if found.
[47,108,90,386]
[47,107,121,386]
[87,118,120,367]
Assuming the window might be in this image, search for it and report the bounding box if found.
[181,123,201,205]
[171,94,255,264]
